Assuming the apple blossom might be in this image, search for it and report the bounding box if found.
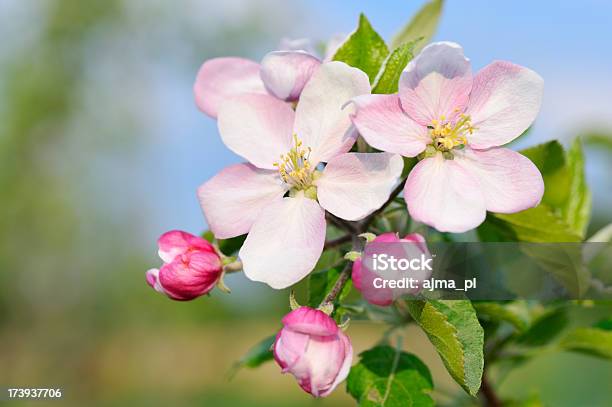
[352,233,430,306]
[146,230,223,300]
[194,49,320,118]
[273,306,352,397]
[198,61,404,289]
[351,41,545,233]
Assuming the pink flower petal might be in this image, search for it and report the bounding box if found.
[404,153,486,233]
[273,328,310,372]
[260,51,321,101]
[402,233,429,253]
[239,195,326,289]
[454,147,544,213]
[317,153,404,221]
[217,93,295,170]
[157,230,214,263]
[293,61,370,164]
[194,57,266,118]
[320,331,352,397]
[351,260,394,306]
[145,268,165,294]
[465,61,544,149]
[197,163,287,239]
[158,252,221,301]
[374,232,402,243]
[282,307,339,336]
[304,334,350,397]
[351,94,429,157]
[399,42,472,125]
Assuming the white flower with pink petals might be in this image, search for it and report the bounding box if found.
[194,49,321,118]
[352,41,545,233]
[198,62,404,289]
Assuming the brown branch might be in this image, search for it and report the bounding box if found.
[321,261,353,305]
[320,236,365,307]
[324,234,352,249]
[479,372,502,407]
[325,211,358,234]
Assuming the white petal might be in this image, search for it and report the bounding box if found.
[404,153,486,233]
[399,42,472,125]
[294,61,371,164]
[198,163,287,239]
[465,61,544,148]
[217,94,294,169]
[351,94,429,157]
[454,147,544,213]
[260,51,321,100]
[317,153,404,221]
[240,195,326,289]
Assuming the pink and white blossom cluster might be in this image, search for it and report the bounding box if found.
[147,39,547,399]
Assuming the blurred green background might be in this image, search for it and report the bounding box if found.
[0,0,611,406]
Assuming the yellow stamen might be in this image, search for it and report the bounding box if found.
[428,113,475,152]
[273,134,314,190]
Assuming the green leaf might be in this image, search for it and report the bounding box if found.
[313,247,343,273]
[347,345,434,406]
[559,327,612,359]
[230,334,275,375]
[518,244,591,297]
[218,234,247,256]
[307,267,352,308]
[594,318,612,330]
[582,130,612,151]
[372,41,419,94]
[202,230,214,242]
[479,139,591,242]
[333,14,389,82]
[406,300,484,396]
[521,141,567,207]
[517,307,568,347]
[473,302,529,334]
[201,230,247,255]
[390,0,444,53]
[480,206,583,242]
[562,138,591,236]
[588,223,612,243]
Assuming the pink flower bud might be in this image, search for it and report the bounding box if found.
[146,230,223,300]
[352,232,430,306]
[273,307,352,398]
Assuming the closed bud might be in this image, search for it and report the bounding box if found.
[146,230,223,300]
[273,307,352,398]
[352,232,430,306]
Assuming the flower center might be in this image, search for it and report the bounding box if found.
[420,113,476,160]
[274,134,315,191]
